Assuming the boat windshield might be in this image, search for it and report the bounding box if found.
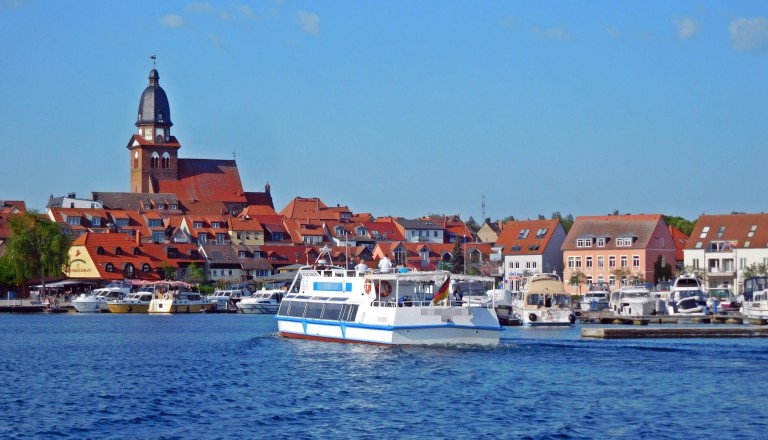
[676,290,703,299]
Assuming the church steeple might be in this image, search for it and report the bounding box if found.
[129,64,180,194]
[136,68,173,144]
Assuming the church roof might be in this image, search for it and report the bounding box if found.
[136,69,173,127]
[154,159,247,203]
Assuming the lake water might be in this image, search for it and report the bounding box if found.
[1,314,767,439]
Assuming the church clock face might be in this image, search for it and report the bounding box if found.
[145,127,153,139]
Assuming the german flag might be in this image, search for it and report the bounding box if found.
[432,275,451,304]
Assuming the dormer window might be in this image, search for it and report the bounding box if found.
[142,263,151,273]
[105,263,114,272]
[133,247,141,255]
[144,204,152,210]
[92,217,101,226]
[96,246,104,255]
[67,216,81,226]
[193,221,203,229]
[239,251,247,258]
[170,204,178,210]
[115,247,123,255]
[212,222,221,229]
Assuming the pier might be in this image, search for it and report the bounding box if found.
[583,326,768,339]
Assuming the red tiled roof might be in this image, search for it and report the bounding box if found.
[154,159,247,203]
[686,213,768,250]
[495,219,562,255]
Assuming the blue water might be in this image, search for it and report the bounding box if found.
[1,315,767,440]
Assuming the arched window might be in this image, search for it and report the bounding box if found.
[96,246,104,255]
[133,151,139,169]
[133,247,141,255]
[162,152,170,169]
[142,263,151,273]
[105,263,114,272]
[124,263,135,279]
[151,152,160,168]
[115,247,123,255]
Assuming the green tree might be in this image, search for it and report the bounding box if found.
[743,262,768,278]
[465,216,481,234]
[664,215,696,236]
[610,267,632,287]
[449,239,465,274]
[551,212,574,232]
[0,212,71,292]
[158,261,177,281]
[568,269,587,294]
[653,255,673,284]
[185,262,206,284]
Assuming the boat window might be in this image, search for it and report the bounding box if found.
[286,301,307,317]
[305,302,324,319]
[527,294,544,305]
[321,303,343,320]
[340,304,359,322]
[277,301,291,315]
[330,297,347,302]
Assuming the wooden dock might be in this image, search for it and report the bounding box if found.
[578,311,747,325]
[583,327,768,339]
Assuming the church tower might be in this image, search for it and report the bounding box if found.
[128,68,180,193]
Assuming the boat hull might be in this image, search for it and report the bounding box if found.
[276,307,501,345]
[72,300,105,313]
[515,307,575,326]
[107,303,150,313]
[237,302,280,314]
[148,299,213,314]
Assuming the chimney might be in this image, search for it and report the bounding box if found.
[136,230,142,246]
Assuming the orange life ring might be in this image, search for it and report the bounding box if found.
[379,281,393,298]
[364,279,374,295]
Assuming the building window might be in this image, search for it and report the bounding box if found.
[125,264,135,279]
[105,263,114,272]
[597,256,604,269]
[133,247,140,255]
[535,228,548,239]
[162,152,170,169]
[518,229,530,239]
[586,256,593,269]
[609,256,616,268]
[740,258,747,269]
[115,247,123,255]
[616,237,632,247]
[748,225,757,238]
[199,235,207,244]
[239,251,246,258]
[596,238,605,247]
[620,256,628,267]
[632,256,640,268]
[97,246,104,255]
[152,231,164,243]
[142,264,151,273]
[67,217,81,225]
[216,234,226,244]
[193,221,203,229]
[700,226,710,239]
[170,204,178,210]
[151,152,159,168]
[92,218,101,226]
[115,219,129,227]
[148,219,162,227]
[212,222,221,229]
[695,242,703,249]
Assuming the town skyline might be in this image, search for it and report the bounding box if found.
[2,1,767,222]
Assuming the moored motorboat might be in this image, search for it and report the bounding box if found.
[147,281,214,314]
[611,285,654,317]
[579,283,610,312]
[275,247,502,345]
[72,281,132,313]
[206,288,249,313]
[512,273,576,326]
[667,275,709,316]
[107,291,153,313]
[741,276,768,321]
[237,289,282,314]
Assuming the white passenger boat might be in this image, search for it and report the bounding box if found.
[579,283,610,312]
[741,276,768,321]
[512,273,576,326]
[666,275,709,316]
[72,281,132,313]
[237,289,282,314]
[610,285,654,317]
[275,247,502,345]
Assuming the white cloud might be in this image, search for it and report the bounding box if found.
[186,2,213,13]
[297,11,320,35]
[235,4,256,19]
[675,16,698,40]
[161,14,185,28]
[207,32,225,51]
[730,17,768,52]
[533,26,572,41]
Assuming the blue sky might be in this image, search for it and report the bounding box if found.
[1,1,767,223]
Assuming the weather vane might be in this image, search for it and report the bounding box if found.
[150,54,157,67]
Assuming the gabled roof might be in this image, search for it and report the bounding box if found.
[563,214,665,250]
[229,217,264,232]
[495,219,562,255]
[668,226,688,261]
[127,134,181,149]
[364,221,405,241]
[92,192,181,212]
[686,213,768,250]
[280,197,348,220]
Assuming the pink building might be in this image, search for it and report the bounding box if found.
[561,214,677,294]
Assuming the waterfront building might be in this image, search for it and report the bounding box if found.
[561,214,677,295]
[684,213,768,295]
[495,219,566,291]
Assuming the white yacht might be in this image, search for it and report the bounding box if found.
[237,289,282,314]
[275,247,502,345]
[667,275,709,316]
[207,288,250,312]
[512,273,576,326]
[72,281,132,313]
[579,283,610,312]
[610,285,654,317]
[741,276,768,321]
[146,282,214,314]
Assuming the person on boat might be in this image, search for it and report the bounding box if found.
[355,258,369,275]
[378,255,392,273]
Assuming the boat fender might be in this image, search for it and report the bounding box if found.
[127,306,132,313]
[380,281,393,298]
[529,313,537,322]
[568,314,576,324]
